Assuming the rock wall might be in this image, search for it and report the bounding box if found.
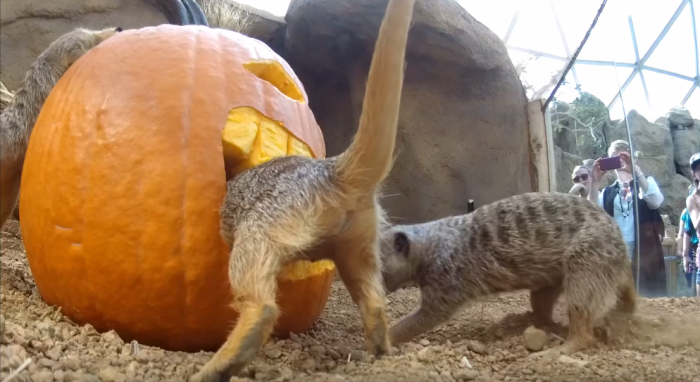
[1,0,533,225]
[553,95,697,225]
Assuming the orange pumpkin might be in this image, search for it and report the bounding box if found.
[19,25,335,352]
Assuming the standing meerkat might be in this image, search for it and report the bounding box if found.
[380,192,637,356]
[0,26,122,229]
[189,0,415,380]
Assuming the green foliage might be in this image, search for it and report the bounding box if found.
[550,91,611,155]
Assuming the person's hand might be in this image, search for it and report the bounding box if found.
[569,183,584,194]
[683,255,693,274]
[618,152,644,176]
[592,159,604,182]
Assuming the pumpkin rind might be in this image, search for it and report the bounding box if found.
[19,25,334,352]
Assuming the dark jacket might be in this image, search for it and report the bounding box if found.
[602,178,666,297]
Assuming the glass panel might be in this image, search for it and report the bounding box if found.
[552,0,605,54]
[684,85,700,117]
[619,72,651,119]
[574,64,634,105]
[630,0,685,58]
[577,0,637,63]
[507,0,568,57]
[643,69,696,117]
[645,5,697,77]
[459,0,523,39]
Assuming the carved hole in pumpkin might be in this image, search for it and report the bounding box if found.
[222,106,314,180]
[242,59,305,103]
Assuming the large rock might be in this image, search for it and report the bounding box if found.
[0,0,168,90]
[659,174,692,224]
[671,121,700,179]
[284,0,532,222]
[666,106,694,129]
[606,110,675,187]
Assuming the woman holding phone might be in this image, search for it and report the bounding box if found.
[588,140,666,297]
[685,152,700,296]
[569,161,594,198]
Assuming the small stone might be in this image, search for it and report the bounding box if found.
[454,369,480,381]
[37,358,57,369]
[308,345,326,358]
[522,326,547,352]
[31,371,54,382]
[81,374,102,382]
[467,341,486,355]
[417,347,434,362]
[558,355,589,367]
[64,357,80,371]
[63,371,80,382]
[264,348,282,359]
[99,367,127,382]
[45,346,62,361]
[53,370,65,381]
[419,339,431,346]
[327,348,341,360]
[300,358,317,372]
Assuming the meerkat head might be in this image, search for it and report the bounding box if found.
[50,27,123,67]
[379,226,419,294]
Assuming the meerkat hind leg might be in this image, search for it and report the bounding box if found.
[334,238,391,357]
[530,285,562,329]
[189,239,284,382]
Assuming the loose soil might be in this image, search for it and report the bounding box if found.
[2,218,699,382]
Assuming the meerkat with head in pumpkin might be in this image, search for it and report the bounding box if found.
[0,27,123,229]
[189,0,416,380]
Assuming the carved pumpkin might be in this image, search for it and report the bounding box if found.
[19,25,335,352]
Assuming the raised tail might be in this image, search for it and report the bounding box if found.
[334,0,415,194]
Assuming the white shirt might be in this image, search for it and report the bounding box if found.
[596,176,664,243]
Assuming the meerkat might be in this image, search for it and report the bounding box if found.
[0,26,122,229]
[379,192,637,356]
[188,0,415,380]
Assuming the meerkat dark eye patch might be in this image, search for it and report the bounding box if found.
[394,231,410,256]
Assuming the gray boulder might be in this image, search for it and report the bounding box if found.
[606,110,675,187]
[659,174,692,225]
[284,0,532,222]
[671,121,700,179]
[666,106,694,129]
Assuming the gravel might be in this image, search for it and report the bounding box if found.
[2,218,700,382]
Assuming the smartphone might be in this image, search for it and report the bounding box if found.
[599,155,622,171]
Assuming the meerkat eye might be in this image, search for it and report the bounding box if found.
[394,231,410,256]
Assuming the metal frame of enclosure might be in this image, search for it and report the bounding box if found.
[501,0,700,113]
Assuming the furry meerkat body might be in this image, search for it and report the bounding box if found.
[380,192,637,355]
[0,27,122,229]
[189,0,415,380]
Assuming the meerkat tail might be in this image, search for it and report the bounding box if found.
[335,0,415,193]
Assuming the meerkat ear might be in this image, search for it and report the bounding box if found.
[394,231,410,256]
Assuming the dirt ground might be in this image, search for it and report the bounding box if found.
[1,218,700,382]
